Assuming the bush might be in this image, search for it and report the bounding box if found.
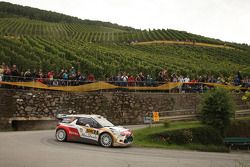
[225,120,250,138]
[191,126,223,145]
[200,88,235,135]
[163,119,171,128]
[151,126,223,145]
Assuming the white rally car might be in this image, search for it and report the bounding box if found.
[55,114,133,147]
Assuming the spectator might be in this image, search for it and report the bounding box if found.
[197,76,202,83]
[3,65,11,81]
[116,73,122,86]
[69,67,76,80]
[171,73,178,82]
[237,71,243,85]
[58,69,64,80]
[135,74,142,86]
[138,72,145,86]
[47,71,54,85]
[128,75,135,86]
[24,69,32,81]
[178,75,184,93]
[121,72,128,86]
[191,77,198,83]
[62,70,69,85]
[31,69,38,81]
[0,64,3,82]
[162,69,169,81]
[87,73,95,82]
[37,69,44,83]
[157,72,164,82]
[178,75,184,83]
[11,64,19,81]
[184,76,190,83]
[208,75,217,83]
[146,74,153,86]
[76,71,86,85]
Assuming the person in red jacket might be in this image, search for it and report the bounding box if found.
[128,75,135,86]
[87,73,95,82]
[47,71,54,85]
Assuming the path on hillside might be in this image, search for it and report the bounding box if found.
[0,129,249,167]
[133,40,235,49]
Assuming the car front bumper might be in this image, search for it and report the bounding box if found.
[113,135,133,147]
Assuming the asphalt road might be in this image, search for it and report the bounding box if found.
[0,130,250,167]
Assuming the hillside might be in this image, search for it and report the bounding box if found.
[0,1,250,79]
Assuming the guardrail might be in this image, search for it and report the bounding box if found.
[144,109,250,123]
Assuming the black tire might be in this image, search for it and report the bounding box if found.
[56,129,67,142]
[99,133,113,147]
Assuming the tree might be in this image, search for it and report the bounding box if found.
[200,88,235,135]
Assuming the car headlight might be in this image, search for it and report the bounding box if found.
[110,129,120,136]
[120,132,126,136]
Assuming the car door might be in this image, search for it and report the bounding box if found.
[76,117,99,141]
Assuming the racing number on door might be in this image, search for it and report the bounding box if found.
[86,128,99,135]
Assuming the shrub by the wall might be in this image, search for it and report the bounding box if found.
[151,126,223,145]
[200,88,235,135]
[225,120,250,138]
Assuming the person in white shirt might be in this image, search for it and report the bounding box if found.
[121,72,128,86]
[0,64,3,82]
[184,76,190,83]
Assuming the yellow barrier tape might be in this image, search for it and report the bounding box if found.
[0,81,249,92]
[0,81,49,89]
[204,83,247,90]
[48,81,119,92]
[0,81,119,92]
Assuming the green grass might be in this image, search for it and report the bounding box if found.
[235,117,250,121]
[133,121,229,152]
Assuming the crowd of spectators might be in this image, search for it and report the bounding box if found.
[0,63,250,89]
[0,63,95,86]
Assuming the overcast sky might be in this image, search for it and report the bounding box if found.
[3,0,250,44]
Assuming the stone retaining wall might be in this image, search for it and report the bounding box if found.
[0,89,249,130]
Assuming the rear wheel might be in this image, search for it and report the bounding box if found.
[56,129,67,142]
[99,133,113,147]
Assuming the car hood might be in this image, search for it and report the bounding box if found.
[107,126,132,135]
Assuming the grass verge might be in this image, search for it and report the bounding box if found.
[133,121,229,152]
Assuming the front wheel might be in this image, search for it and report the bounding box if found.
[99,133,113,147]
[56,129,67,142]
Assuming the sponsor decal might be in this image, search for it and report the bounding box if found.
[68,128,80,136]
[69,131,79,136]
[78,127,99,140]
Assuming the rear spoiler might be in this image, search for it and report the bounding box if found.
[56,114,69,121]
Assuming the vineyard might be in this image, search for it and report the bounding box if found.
[0,1,250,79]
[0,18,225,44]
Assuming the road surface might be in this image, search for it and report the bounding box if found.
[0,130,249,167]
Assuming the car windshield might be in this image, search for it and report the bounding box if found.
[95,116,114,127]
